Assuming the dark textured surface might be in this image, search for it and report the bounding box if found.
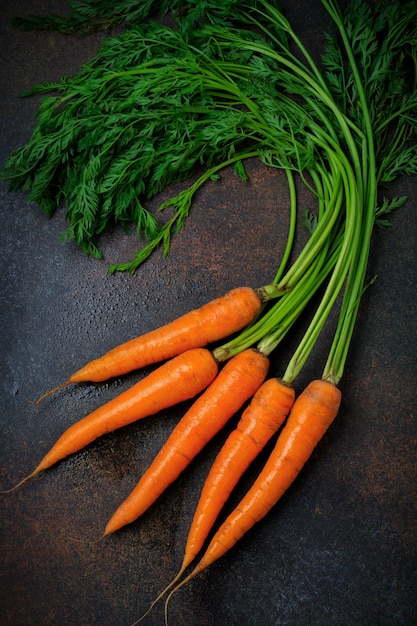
[1,2,416,625]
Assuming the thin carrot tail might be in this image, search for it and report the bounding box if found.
[130,564,187,626]
[0,468,42,494]
[163,562,206,626]
[30,380,72,406]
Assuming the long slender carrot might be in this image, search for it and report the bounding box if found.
[34,286,264,404]
[164,379,341,618]
[2,348,218,493]
[182,377,295,572]
[131,377,295,624]
[103,348,270,536]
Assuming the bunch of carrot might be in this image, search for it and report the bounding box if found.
[1,267,344,626]
[0,167,347,604]
[2,0,416,623]
[1,279,342,599]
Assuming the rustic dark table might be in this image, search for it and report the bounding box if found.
[1,2,416,625]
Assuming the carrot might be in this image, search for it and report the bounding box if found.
[103,348,270,537]
[34,286,263,404]
[2,348,218,493]
[181,377,295,572]
[132,378,294,624]
[163,379,341,619]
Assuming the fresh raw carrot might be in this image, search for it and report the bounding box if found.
[164,379,341,616]
[131,378,295,624]
[182,377,295,571]
[2,348,218,493]
[103,348,270,536]
[34,286,263,404]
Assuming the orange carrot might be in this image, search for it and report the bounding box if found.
[34,287,262,404]
[2,348,218,493]
[132,378,294,624]
[182,377,295,572]
[164,379,341,614]
[103,348,270,536]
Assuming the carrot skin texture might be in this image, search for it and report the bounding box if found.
[183,377,295,568]
[192,379,341,574]
[31,349,219,477]
[104,348,270,535]
[69,287,261,383]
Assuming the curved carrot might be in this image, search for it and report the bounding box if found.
[2,348,218,492]
[165,379,341,612]
[182,377,295,572]
[34,287,262,404]
[103,348,270,536]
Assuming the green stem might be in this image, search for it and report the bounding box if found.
[272,168,297,284]
[257,233,332,356]
[321,0,377,384]
[213,238,334,361]
[275,155,343,291]
[282,150,361,384]
[213,158,345,361]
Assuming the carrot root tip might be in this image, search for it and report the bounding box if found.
[130,566,186,626]
[30,380,71,406]
[0,469,40,494]
[163,566,203,626]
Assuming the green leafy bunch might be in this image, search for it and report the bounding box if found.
[2,0,417,274]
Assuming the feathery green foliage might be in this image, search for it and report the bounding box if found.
[2,0,416,288]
